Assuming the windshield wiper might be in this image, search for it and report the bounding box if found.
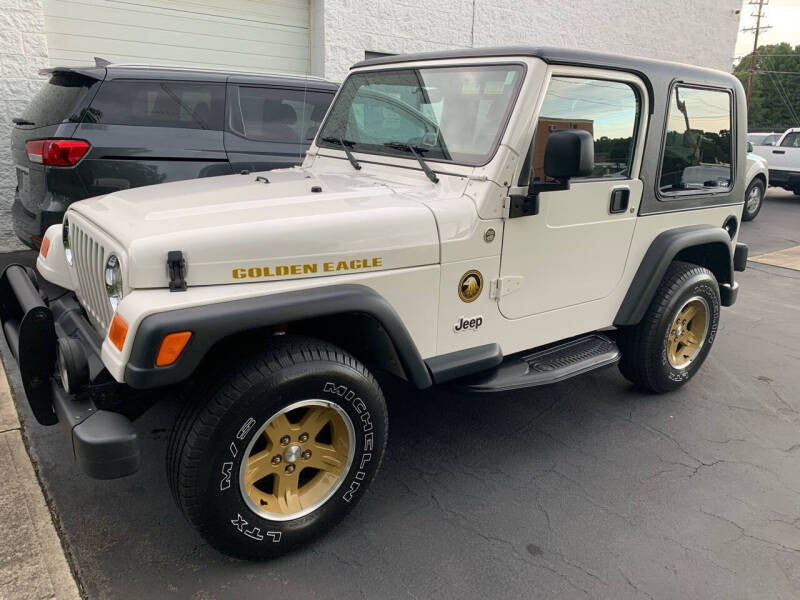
[383,142,439,183]
[12,118,35,126]
[321,136,361,171]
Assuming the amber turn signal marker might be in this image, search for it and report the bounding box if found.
[156,331,192,367]
[108,314,128,351]
[40,236,51,258]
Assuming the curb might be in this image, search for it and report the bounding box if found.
[0,366,81,600]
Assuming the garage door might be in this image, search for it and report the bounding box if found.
[43,0,310,74]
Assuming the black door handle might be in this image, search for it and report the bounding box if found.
[609,188,630,214]
[773,150,786,154]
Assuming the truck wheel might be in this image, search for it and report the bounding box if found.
[167,335,388,559]
[617,261,720,393]
[742,178,765,221]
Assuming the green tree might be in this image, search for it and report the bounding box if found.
[734,43,800,132]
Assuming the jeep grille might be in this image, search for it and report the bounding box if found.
[70,222,114,332]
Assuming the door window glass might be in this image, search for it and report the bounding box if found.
[659,86,732,194]
[232,86,334,144]
[780,132,800,147]
[531,77,639,181]
[85,80,225,130]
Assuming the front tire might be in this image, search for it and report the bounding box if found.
[167,335,388,559]
[617,261,720,393]
[742,178,765,221]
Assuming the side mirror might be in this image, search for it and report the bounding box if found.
[544,129,595,179]
[508,129,595,218]
[746,141,753,153]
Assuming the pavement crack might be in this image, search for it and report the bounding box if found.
[619,568,655,600]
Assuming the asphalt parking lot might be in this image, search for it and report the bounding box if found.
[2,189,799,599]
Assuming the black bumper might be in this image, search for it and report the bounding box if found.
[0,265,140,479]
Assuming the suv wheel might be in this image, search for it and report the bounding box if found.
[742,178,765,221]
[167,335,388,559]
[617,261,720,393]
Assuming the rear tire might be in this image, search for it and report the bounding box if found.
[617,261,720,393]
[167,335,388,559]
[742,178,765,221]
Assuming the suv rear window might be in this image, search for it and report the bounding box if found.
[659,86,733,195]
[20,72,97,127]
[84,80,225,130]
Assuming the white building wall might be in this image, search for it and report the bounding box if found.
[0,0,49,250]
[319,0,742,81]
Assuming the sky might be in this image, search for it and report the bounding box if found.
[735,0,800,62]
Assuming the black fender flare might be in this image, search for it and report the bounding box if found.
[124,284,433,390]
[614,225,733,326]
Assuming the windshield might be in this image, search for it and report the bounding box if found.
[317,64,524,166]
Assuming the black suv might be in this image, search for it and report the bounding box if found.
[10,64,337,248]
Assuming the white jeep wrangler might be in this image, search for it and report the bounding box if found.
[1,46,749,559]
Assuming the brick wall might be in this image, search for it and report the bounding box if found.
[0,0,49,251]
[319,0,741,81]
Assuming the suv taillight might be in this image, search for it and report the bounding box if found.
[26,139,90,166]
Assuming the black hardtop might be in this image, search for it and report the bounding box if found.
[354,45,747,216]
[352,45,739,91]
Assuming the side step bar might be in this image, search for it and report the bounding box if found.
[451,333,620,393]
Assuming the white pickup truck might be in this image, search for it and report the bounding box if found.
[753,127,800,196]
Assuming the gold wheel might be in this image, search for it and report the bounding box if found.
[666,296,709,369]
[238,400,354,521]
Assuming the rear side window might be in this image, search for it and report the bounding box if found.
[230,86,334,143]
[780,132,800,147]
[659,86,732,195]
[531,76,639,181]
[85,80,225,130]
[20,73,96,127]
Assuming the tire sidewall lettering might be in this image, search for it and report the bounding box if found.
[321,381,374,504]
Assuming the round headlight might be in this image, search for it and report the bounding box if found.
[62,217,72,266]
[104,254,123,311]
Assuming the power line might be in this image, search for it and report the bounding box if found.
[762,55,800,125]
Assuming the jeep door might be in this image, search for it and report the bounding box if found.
[499,68,648,319]
[72,75,232,197]
[224,80,335,172]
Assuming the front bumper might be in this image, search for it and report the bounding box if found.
[0,265,140,479]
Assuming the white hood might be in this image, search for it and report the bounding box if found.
[69,168,440,289]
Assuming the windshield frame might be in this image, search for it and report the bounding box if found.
[315,61,527,168]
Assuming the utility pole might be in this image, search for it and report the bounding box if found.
[742,0,772,108]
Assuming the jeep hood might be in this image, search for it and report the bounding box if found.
[69,169,440,288]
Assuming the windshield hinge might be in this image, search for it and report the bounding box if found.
[489,276,523,300]
[167,250,187,292]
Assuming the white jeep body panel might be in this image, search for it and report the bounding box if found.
[67,169,441,289]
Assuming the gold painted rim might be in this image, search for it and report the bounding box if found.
[667,296,709,369]
[238,399,355,521]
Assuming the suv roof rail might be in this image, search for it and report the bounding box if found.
[104,62,330,81]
